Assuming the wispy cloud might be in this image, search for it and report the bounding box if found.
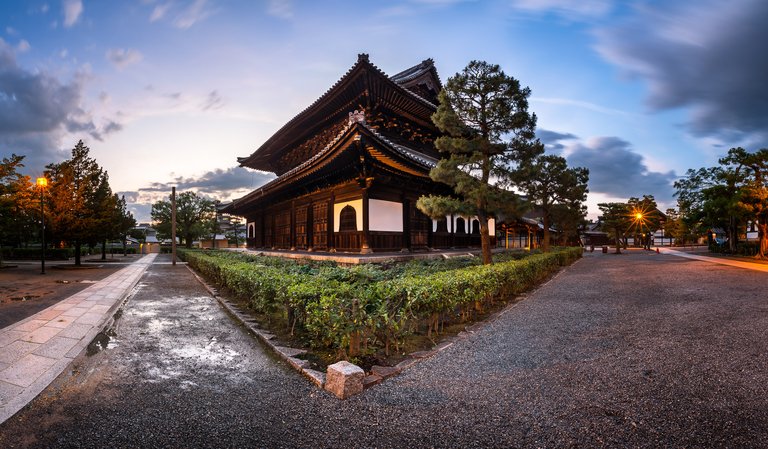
[510,0,612,19]
[200,90,224,111]
[106,48,143,70]
[149,2,172,22]
[267,0,293,19]
[533,97,631,117]
[62,0,83,27]
[174,0,214,29]
[16,40,30,53]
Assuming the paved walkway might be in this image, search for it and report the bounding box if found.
[0,253,156,424]
[658,246,768,272]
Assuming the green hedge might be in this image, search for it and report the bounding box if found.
[180,247,582,360]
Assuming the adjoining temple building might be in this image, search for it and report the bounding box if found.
[222,54,494,253]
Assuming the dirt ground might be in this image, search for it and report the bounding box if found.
[0,254,140,329]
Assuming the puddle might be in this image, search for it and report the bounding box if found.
[87,330,119,356]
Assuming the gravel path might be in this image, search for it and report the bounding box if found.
[1,251,767,448]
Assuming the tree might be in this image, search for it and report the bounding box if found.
[598,202,631,254]
[517,154,588,252]
[722,147,768,258]
[627,195,662,250]
[417,60,543,264]
[151,191,215,248]
[0,154,36,263]
[45,140,114,266]
[109,195,136,257]
[674,147,768,256]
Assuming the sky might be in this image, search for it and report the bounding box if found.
[1,0,766,223]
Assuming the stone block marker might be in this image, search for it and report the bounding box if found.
[325,361,364,399]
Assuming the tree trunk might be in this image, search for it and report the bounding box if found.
[479,217,492,265]
[101,239,107,260]
[74,240,82,265]
[757,222,768,259]
[122,234,127,256]
[542,214,551,253]
[614,230,622,254]
[186,233,193,249]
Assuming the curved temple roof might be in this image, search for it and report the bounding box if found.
[237,54,443,175]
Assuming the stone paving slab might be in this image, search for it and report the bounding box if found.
[658,247,768,272]
[0,253,156,424]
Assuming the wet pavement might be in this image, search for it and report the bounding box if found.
[1,251,767,447]
[0,255,138,329]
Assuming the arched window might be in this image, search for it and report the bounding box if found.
[248,224,255,238]
[455,217,466,234]
[339,205,357,232]
[471,219,480,235]
[436,217,448,233]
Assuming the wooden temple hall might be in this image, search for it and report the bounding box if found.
[223,54,494,253]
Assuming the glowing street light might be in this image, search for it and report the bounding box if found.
[36,177,47,274]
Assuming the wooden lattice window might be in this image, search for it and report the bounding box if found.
[339,205,357,232]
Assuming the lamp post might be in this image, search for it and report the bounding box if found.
[36,177,47,274]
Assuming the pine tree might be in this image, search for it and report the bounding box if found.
[417,61,543,264]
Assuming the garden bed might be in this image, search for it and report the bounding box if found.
[179,247,582,371]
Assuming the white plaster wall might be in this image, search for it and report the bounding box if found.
[369,199,403,232]
[433,216,495,235]
[333,199,363,232]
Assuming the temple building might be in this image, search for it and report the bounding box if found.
[223,54,491,253]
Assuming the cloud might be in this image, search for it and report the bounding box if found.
[0,39,121,172]
[565,136,676,201]
[200,90,224,111]
[595,0,768,141]
[16,40,30,53]
[510,0,612,19]
[139,166,274,196]
[150,2,172,22]
[123,167,274,222]
[174,0,214,29]
[538,129,578,154]
[102,120,123,134]
[106,48,143,69]
[62,0,83,27]
[267,0,293,19]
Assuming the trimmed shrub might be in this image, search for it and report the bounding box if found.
[180,247,582,360]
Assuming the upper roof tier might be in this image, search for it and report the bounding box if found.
[237,54,443,175]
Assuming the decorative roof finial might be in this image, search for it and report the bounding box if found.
[348,110,366,125]
[357,53,369,63]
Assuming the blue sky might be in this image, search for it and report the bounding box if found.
[1,0,766,222]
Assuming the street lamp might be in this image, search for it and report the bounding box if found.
[36,177,47,274]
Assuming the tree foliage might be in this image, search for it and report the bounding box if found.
[0,154,36,260]
[151,191,215,248]
[417,60,543,264]
[597,202,631,254]
[45,140,116,265]
[517,154,589,251]
[675,147,768,258]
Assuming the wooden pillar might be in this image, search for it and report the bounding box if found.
[402,196,411,252]
[290,200,296,251]
[361,188,372,254]
[307,201,314,252]
[271,211,276,250]
[259,214,265,248]
[328,192,335,252]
